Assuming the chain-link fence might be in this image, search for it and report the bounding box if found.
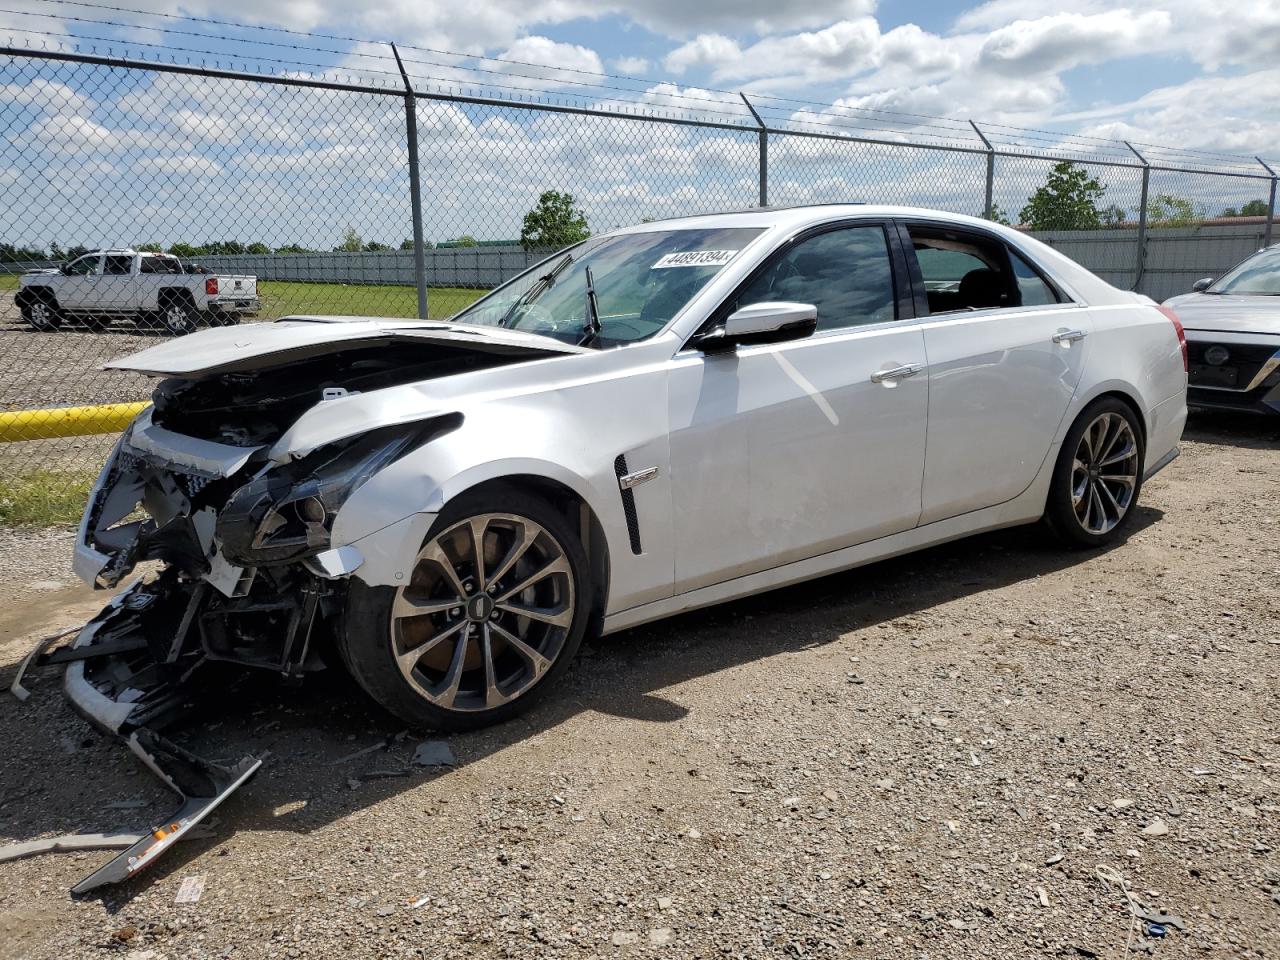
[0,45,1277,520]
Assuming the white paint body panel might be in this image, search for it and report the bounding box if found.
[81,205,1188,637]
[667,322,928,590]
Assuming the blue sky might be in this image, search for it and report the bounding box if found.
[2,0,1276,158]
[1,1,1276,248]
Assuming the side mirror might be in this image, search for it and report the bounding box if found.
[1192,277,1214,292]
[697,301,818,353]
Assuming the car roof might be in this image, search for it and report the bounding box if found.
[613,204,1003,235]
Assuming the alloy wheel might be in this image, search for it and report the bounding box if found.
[164,304,193,334]
[29,301,54,330]
[1071,412,1139,535]
[390,513,575,712]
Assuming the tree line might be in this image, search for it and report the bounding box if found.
[2,181,1269,266]
[998,161,1271,230]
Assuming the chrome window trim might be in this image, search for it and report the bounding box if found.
[916,300,1086,327]
[672,313,926,363]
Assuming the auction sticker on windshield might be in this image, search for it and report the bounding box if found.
[652,250,738,269]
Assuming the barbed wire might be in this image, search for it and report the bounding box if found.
[4,0,1276,173]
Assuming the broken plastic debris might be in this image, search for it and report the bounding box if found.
[8,626,80,701]
[0,825,215,865]
[411,740,455,767]
[1136,909,1186,932]
[175,874,206,904]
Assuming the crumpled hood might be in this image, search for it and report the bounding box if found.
[106,315,587,377]
[1163,292,1280,335]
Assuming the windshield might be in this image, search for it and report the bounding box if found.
[452,227,765,346]
[1209,245,1280,295]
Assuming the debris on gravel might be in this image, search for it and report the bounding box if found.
[0,412,1277,959]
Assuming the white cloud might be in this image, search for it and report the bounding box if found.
[977,10,1172,75]
[135,155,224,176]
[64,0,875,55]
[665,18,882,85]
[612,56,651,75]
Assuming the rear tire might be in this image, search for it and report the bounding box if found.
[339,486,591,731]
[1043,397,1145,548]
[20,291,61,331]
[158,297,199,335]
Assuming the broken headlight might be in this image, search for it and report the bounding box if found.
[217,420,442,565]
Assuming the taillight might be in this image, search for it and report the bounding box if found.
[1156,305,1188,373]
[205,277,219,295]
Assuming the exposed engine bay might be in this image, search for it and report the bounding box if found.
[13,319,579,894]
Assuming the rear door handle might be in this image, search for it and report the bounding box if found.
[1052,328,1087,344]
[871,362,925,383]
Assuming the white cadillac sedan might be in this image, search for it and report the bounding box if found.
[64,205,1188,739]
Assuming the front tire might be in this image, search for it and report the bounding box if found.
[339,487,591,731]
[1044,397,1145,548]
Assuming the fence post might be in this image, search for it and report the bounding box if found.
[1258,156,1277,248]
[740,93,767,207]
[391,43,429,319]
[1125,141,1150,293]
[969,120,994,220]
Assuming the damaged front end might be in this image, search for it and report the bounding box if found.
[28,330,515,893]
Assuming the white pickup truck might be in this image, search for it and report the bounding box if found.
[16,249,260,335]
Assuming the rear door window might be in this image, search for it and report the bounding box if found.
[906,223,1067,314]
[906,225,1013,314]
[1008,248,1061,306]
[103,255,133,276]
[140,256,182,274]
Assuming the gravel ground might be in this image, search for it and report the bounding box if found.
[0,291,158,410]
[0,411,1277,960]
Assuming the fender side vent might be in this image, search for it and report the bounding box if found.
[613,454,643,555]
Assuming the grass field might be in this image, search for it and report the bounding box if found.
[0,468,96,526]
[258,280,485,319]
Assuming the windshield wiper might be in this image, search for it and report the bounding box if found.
[579,264,602,347]
[498,252,574,328]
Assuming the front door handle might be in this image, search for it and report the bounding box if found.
[870,362,925,383]
[1052,328,1087,344]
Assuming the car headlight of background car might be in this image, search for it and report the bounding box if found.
[216,417,457,565]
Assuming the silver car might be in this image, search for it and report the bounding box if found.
[34,205,1188,889]
[1164,244,1280,414]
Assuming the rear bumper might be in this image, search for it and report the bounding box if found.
[208,297,260,315]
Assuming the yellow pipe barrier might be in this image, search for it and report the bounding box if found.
[0,401,148,442]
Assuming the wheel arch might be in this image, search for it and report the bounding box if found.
[157,286,196,307]
[336,453,620,633]
[1061,381,1150,445]
[15,285,53,307]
